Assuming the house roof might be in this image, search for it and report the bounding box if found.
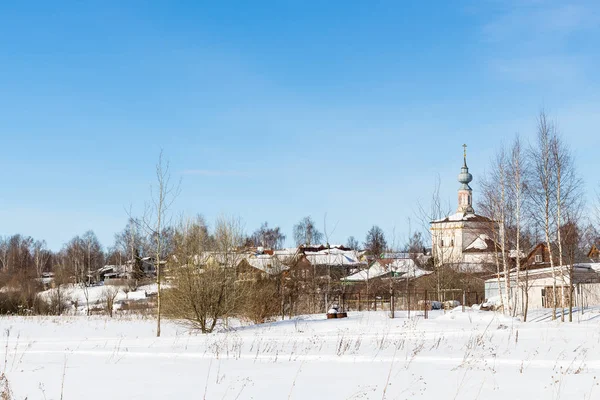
[432,212,493,224]
[97,265,127,274]
[484,263,600,283]
[588,244,600,258]
[463,234,497,253]
[196,251,246,268]
[244,254,289,275]
[344,259,431,282]
[272,248,301,259]
[524,242,554,261]
[304,248,365,267]
[300,244,351,252]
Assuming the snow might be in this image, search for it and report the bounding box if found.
[37,283,158,314]
[345,259,431,281]
[465,234,491,250]
[4,308,600,399]
[432,212,482,223]
[304,248,364,267]
[484,262,600,283]
[245,254,289,274]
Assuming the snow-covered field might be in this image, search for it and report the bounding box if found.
[2,308,600,399]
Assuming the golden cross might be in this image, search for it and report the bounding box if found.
[462,143,467,159]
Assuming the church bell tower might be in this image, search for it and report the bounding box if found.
[457,144,474,214]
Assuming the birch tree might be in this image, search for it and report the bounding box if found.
[142,151,180,337]
[293,216,323,246]
[33,240,50,278]
[507,136,529,319]
[417,175,453,301]
[529,112,558,319]
[551,133,583,321]
[480,147,511,314]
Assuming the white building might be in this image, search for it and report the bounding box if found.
[430,146,498,272]
[484,263,600,311]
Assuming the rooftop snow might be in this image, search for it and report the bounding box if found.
[344,259,430,281]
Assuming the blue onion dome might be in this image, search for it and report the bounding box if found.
[458,145,472,190]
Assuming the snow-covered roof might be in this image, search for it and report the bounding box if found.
[195,251,246,268]
[484,263,600,283]
[97,265,127,274]
[432,212,492,224]
[465,234,491,250]
[272,248,301,258]
[244,254,289,275]
[304,248,365,267]
[463,234,497,254]
[508,249,526,259]
[344,259,431,282]
[381,252,411,259]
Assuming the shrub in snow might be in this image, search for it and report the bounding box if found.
[443,300,460,309]
[237,276,281,324]
[163,265,239,333]
[101,286,120,317]
[0,373,13,400]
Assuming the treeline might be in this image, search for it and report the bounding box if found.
[0,215,407,282]
[0,210,414,319]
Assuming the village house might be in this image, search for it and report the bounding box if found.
[485,263,600,310]
[588,244,600,263]
[524,243,557,269]
[344,258,431,291]
[92,256,161,283]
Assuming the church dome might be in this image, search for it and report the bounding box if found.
[458,164,472,190]
[458,144,472,190]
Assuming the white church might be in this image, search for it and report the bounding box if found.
[430,146,499,272]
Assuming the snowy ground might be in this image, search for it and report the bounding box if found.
[38,283,159,314]
[2,308,600,399]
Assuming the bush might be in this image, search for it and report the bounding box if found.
[163,265,238,333]
[46,286,73,315]
[238,277,281,324]
[0,273,46,315]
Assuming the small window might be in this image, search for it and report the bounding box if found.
[450,239,454,247]
[441,239,444,247]
[535,254,542,263]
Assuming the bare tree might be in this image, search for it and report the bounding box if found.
[47,262,73,315]
[0,237,8,272]
[529,112,558,319]
[364,226,387,259]
[102,285,120,317]
[551,132,583,321]
[561,218,583,321]
[32,240,50,278]
[116,215,147,282]
[417,175,453,301]
[507,136,529,319]
[163,215,244,333]
[480,146,511,314]
[346,236,360,250]
[293,216,323,246]
[249,222,286,249]
[63,235,85,283]
[141,151,180,337]
[82,231,103,284]
[596,185,600,227]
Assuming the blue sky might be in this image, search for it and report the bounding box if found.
[1,1,599,251]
